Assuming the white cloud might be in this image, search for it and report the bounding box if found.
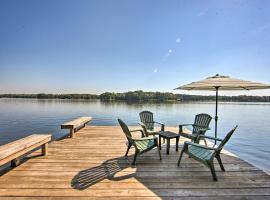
[176,38,181,43]
[163,49,173,61]
[197,9,208,17]
[153,68,158,73]
[197,12,205,17]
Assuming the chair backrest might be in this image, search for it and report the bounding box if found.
[139,111,154,130]
[118,119,133,142]
[218,126,238,150]
[193,113,212,134]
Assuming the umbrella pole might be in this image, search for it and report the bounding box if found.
[214,87,219,145]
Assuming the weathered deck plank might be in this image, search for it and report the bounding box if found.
[0,126,269,199]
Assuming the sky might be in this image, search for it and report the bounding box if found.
[0,0,270,95]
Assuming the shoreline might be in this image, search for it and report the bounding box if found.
[2,97,270,104]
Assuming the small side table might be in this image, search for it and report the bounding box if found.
[158,131,180,155]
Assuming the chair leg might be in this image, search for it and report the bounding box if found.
[125,143,131,157]
[208,162,218,181]
[216,154,225,171]
[132,151,139,165]
[159,136,162,150]
[204,138,207,146]
[176,137,179,152]
[161,124,165,143]
[157,145,162,160]
[188,140,192,158]
[177,148,185,166]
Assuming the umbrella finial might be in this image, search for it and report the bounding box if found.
[208,74,222,79]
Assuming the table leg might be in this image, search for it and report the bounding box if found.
[176,137,179,152]
[159,136,161,150]
[166,138,170,155]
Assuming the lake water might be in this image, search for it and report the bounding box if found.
[0,98,269,174]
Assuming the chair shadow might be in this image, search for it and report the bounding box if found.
[71,156,135,190]
[70,145,255,195]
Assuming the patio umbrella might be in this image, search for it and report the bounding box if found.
[175,74,270,142]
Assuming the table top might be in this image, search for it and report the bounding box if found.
[158,131,179,139]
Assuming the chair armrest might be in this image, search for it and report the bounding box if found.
[154,121,165,131]
[130,129,145,137]
[130,129,143,133]
[179,124,193,133]
[133,136,157,141]
[197,135,223,141]
[154,121,164,126]
[138,122,149,137]
[179,124,193,127]
[138,122,148,129]
[184,141,217,151]
[139,122,164,132]
[138,122,145,126]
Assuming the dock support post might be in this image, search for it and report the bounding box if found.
[11,158,20,167]
[70,129,74,138]
[42,143,48,155]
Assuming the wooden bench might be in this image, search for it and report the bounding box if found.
[61,117,92,138]
[0,134,51,167]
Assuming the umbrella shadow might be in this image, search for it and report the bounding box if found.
[71,156,135,190]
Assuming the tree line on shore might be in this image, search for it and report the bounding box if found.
[0,93,99,99]
[1,91,270,102]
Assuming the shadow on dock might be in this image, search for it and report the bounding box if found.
[71,156,135,190]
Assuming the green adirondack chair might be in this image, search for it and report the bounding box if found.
[177,126,238,181]
[139,111,165,137]
[179,113,212,144]
[118,119,161,165]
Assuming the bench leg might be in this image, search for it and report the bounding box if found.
[42,143,48,156]
[11,158,20,167]
[70,129,74,138]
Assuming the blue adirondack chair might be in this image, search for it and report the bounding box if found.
[179,113,212,144]
[139,110,165,137]
[178,126,238,181]
[118,119,161,165]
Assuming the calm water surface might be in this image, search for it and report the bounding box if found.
[0,98,269,173]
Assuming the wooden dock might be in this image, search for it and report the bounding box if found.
[0,126,270,199]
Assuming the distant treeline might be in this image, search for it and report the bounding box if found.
[1,91,270,102]
[177,94,270,102]
[0,93,99,99]
[100,91,177,102]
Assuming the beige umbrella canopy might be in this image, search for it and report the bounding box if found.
[175,74,270,91]
[175,74,270,141]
